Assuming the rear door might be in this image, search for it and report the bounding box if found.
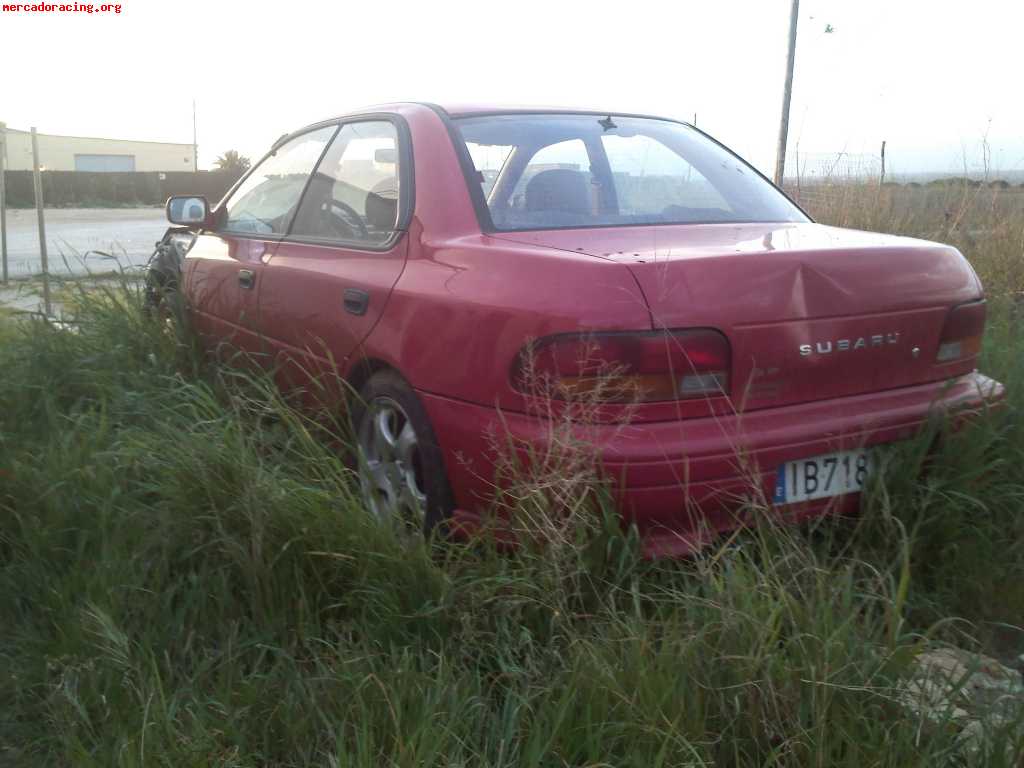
[257,118,411,389]
[184,125,337,358]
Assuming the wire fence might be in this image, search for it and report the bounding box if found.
[788,151,883,183]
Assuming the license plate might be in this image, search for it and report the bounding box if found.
[773,450,872,504]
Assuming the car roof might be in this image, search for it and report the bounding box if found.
[306,101,685,128]
[432,102,668,118]
[274,102,690,150]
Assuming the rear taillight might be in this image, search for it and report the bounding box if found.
[936,300,986,363]
[513,329,731,402]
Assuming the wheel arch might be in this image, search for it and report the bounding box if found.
[346,355,405,403]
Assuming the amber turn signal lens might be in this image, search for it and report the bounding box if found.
[936,300,986,363]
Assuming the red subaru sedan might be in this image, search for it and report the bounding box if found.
[165,103,1004,556]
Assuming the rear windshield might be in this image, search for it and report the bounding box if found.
[453,114,808,231]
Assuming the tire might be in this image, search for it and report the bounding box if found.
[352,370,455,537]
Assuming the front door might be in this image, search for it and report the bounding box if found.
[184,125,338,360]
[184,233,274,357]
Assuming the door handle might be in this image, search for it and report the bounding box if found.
[343,288,370,316]
[238,269,255,290]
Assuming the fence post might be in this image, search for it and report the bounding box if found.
[31,127,51,316]
[0,122,8,285]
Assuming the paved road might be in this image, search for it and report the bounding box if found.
[1,207,168,277]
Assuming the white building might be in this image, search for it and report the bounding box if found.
[1,126,196,172]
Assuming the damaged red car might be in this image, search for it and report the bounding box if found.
[162,103,1005,556]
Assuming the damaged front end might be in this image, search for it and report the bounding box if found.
[143,227,195,313]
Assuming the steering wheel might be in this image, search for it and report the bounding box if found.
[321,200,368,240]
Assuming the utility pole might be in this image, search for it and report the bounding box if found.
[31,127,51,316]
[880,140,887,185]
[192,98,198,172]
[773,0,800,187]
[0,122,8,285]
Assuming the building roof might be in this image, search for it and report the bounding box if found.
[3,126,192,147]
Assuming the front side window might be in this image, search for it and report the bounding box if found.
[454,114,807,231]
[221,126,336,235]
[289,121,401,245]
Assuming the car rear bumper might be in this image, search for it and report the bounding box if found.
[419,371,1005,557]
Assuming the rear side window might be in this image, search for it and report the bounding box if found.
[221,126,336,235]
[289,121,401,245]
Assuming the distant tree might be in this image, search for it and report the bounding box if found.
[989,179,1010,189]
[214,150,251,174]
[928,176,982,189]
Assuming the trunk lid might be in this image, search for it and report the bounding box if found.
[493,223,984,410]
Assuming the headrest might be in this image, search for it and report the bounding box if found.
[524,169,590,215]
[365,181,398,230]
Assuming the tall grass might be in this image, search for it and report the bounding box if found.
[797,181,1024,298]
[1,193,1023,765]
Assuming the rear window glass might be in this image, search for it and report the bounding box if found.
[602,133,730,216]
[454,114,807,231]
[465,141,513,197]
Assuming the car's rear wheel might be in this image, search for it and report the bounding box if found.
[353,370,454,537]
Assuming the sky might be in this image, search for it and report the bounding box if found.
[1,0,1021,177]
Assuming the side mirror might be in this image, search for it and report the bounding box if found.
[374,147,397,164]
[166,195,210,226]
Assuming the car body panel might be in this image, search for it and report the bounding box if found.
[257,235,409,386]
[184,232,275,357]
[422,371,1004,556]
[493,222,983,409]
[366,231,653,406]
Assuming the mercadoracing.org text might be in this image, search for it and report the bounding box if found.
[2,2,122,13]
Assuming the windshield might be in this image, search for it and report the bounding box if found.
[454,114,808,231]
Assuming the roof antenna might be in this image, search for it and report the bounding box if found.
[598,115,617,131]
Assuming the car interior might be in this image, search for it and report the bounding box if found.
[289,172,398,244]
[223,123,401,245]
[486,133,735,229]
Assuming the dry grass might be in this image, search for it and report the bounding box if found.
[796,181,1024,298]
[1,185,1023,765]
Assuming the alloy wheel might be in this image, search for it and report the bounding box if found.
[356,395,427,531]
